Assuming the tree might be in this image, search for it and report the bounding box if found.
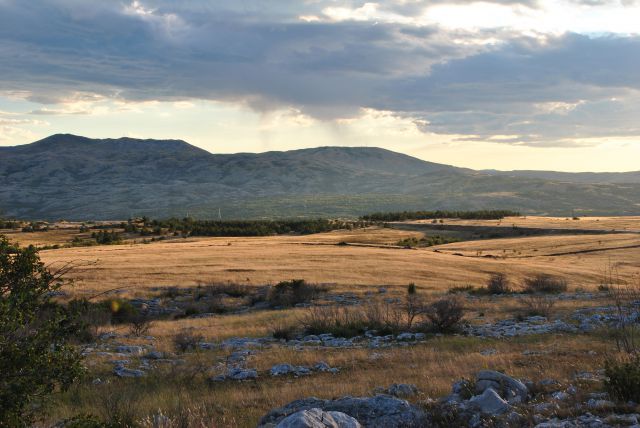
[0,236,84,426]
[404,283,424,329]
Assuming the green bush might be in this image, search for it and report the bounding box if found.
[0,236,84,425]
[268,279,326,308]
[605,357,640,403]
[397,235,459,248]
[91,230,121,245]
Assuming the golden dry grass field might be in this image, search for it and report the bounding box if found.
[5,217,640,426]
[31,224,640,297]
[408,215,640,232]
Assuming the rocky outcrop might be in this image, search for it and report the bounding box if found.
[469,388,511,415]
[475,370,529,403]
[274,408,361,428]
[258,395,428,428]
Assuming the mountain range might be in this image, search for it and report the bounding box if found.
[1,134,639,220]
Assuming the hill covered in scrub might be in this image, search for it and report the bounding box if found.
[1,134,639,220]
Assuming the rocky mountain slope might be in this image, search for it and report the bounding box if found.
[1,134,639,220]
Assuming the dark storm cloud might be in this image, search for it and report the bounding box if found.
[390,34,640,143]
[0,0,639,145]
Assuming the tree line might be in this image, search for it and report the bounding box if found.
[0,219,20,229]
[360,210,520,222]
[125,217,371,237]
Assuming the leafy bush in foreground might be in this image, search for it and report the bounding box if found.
[0,236,84,425]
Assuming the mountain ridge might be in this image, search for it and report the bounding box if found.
[1,134,639,220]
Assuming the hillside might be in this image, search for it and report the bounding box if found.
[484,169,640,184]
[1,134,639,219]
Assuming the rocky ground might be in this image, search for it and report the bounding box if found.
[68,288,640,427]
[257,368,638,428]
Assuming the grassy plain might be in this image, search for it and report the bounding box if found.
[31,225,640,297]
[7,217,639,426]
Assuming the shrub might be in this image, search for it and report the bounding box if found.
[173,330,204,353]
[397,236,459,248]
[101,299,139,324]
[91,230,121,245]
[58,414,104,428]
[206,296,231,314]
[271,321,299,341]
[128,314,153,337]
[405,283,425,329]
[302,305,370,338]
[161,286,182,299]
[522,274,567,294]
[362,300,404,334]
[448,285,478,294]
[397,237,420,248]
[0,236,84,425]
[268,279,326,307]
[67,298,112,343]
[424,297,465,333]
[181,305,201,317]
[487,273,511,294]
[301,301,404,338]
[202,283,252,299]
[97,385,140,427]
[605,357,640,403]
[520,294,556,318]
[607,280,640,355]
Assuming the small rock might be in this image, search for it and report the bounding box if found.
[114,367,146,378]
[469,388,511,415]
[116,345,146,355]
[386,384,418,398]
[476,370,529,402]
[145,351,164,360]
[396,333,415,341]
[227,367,258,380]
[586,399,615,409]
[314,361,331,372]
[270,364,312,376]
[533,402,555,413]
[551,391,570,401]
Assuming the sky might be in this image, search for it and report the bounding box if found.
[1,0,640,172]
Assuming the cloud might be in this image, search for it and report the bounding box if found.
[391,33,640,144]
[0,1,639,146]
